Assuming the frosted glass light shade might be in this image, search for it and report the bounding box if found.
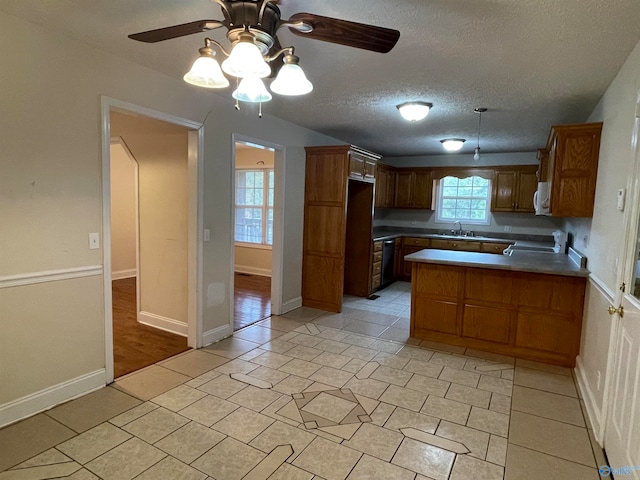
[271,63,313,96]
[232,77,272,103]
[184,54,229,89]
[473,146,481,161]
[222,40,271,78]
[440,139,465,152]
[397,102,432,121]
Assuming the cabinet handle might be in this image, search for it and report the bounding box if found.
[452,243,457,247]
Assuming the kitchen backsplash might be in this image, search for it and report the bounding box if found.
[373,208,565,238]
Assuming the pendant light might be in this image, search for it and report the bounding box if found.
[473,107,487,161]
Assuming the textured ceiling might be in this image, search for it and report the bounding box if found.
[3,0,640,157]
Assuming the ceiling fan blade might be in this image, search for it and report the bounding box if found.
[128,20,224,43]
[287,13,400,53]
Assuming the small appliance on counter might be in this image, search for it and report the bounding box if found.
[553,230,568,253]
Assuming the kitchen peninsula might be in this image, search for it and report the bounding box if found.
[404,248,589,367]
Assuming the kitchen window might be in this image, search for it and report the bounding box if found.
[235,169,274,245]
[435,175,491,224]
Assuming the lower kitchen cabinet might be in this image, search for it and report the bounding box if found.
[410,262,586,367]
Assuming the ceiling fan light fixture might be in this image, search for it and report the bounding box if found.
[222,32,271,79]
[397,102,432,122]
[440,139,466,152]
[232,76,272,103]
[270,54,313,96]
[183,46,229,89]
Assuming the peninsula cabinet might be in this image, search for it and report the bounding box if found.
[545,122,603,217]
[491,166,538,213]
[302,145,381,312]
[394,169,432,208]
[410,263,586,367]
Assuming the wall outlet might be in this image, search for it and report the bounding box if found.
[596,370,601,391]
[503,226,512,233]
[204,229,211,242]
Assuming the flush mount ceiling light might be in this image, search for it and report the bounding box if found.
[129,0,400,116]
[397,102,433,122]
[473,107,487,161]
[440,138,466,152]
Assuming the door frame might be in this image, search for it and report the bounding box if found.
[100,96,204,383]
[231,134,285,321]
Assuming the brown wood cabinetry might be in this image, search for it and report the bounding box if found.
[537,149,549,182]
[491,166,538,213]
[370,241,383,292]
[374,164,396,208]
[410,262,586,367]
[302,145,381,312]
[348,147,377,182]
[400,237,430,280]
[480,242,512,254]
[430,238,482,252]
[544,122,603,217]
[394,169,432,208]
[394,238,403,278]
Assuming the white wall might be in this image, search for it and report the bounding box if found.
[571,38,640,437]
[0,11,339,425]
[110,142,137,278]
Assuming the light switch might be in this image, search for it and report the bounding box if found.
[204,229,211,242]
[89,232,100,250]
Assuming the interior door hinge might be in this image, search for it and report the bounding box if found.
[620,282,626,293]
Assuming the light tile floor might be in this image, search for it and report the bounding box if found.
[0,282,608,479]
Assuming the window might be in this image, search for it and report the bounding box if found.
[235,169,274,245]
[436,175,491,224]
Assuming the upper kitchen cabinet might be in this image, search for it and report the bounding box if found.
[545,122,603,217]
[536,149,549,181]
[491,166,538,213]
[348,146,379,182]
[375,164,396,208]
[302,145,380,312]
[394,168,432,208]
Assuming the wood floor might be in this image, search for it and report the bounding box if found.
[111,274,270,377]
[234,272,271,331]
[112,277,189,378]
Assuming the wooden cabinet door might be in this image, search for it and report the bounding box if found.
[394,238,402,278]
[385,171,396,207]
[515,170,537,212]
[395,172,414,207]
[412,171,432,209]
[492,171,516,211]
[364,160,377,181]
[402,245,423,279]
[348,155,364,180]
[374,169,387,207]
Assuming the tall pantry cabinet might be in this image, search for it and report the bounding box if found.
[301,145,381,312]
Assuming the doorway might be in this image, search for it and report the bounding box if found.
[232,138,283,330]
[101,97,203,383]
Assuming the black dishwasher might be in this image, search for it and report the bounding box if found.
[381,240,395,288]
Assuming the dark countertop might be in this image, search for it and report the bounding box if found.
[372,228,553,244]
[373,232,512,243]
[404,248,589,277]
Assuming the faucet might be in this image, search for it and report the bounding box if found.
[452,221,462,236]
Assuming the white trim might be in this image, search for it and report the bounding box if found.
[138,311,188,337]
[0,370,106,429]
[281,296,303,314]
[235,242,273,250]
[589,273,616,301]
[101,95,204,383]
[202,324,234,347]
[575,355,603,441]
[111,269,137,280]
[235,266,272,277]
[0,266,103,289]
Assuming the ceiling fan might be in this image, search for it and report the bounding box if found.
[128,0,400,109]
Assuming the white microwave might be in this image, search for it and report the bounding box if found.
[533,182,550,215]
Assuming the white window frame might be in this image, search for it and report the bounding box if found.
[234,168,274,246]
[435,175,491,225]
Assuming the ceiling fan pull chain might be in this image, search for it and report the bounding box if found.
[234,77,240,110]
[259,101,263,118]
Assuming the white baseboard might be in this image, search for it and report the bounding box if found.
[138,311,187,337]
[234,266,272,277]
[111,269,137,280]
[281,296,302,314]
[0,369,106,428]
[203,323,233,347]
[575,355,603,441]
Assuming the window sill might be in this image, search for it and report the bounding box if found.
[235,242,273,250]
